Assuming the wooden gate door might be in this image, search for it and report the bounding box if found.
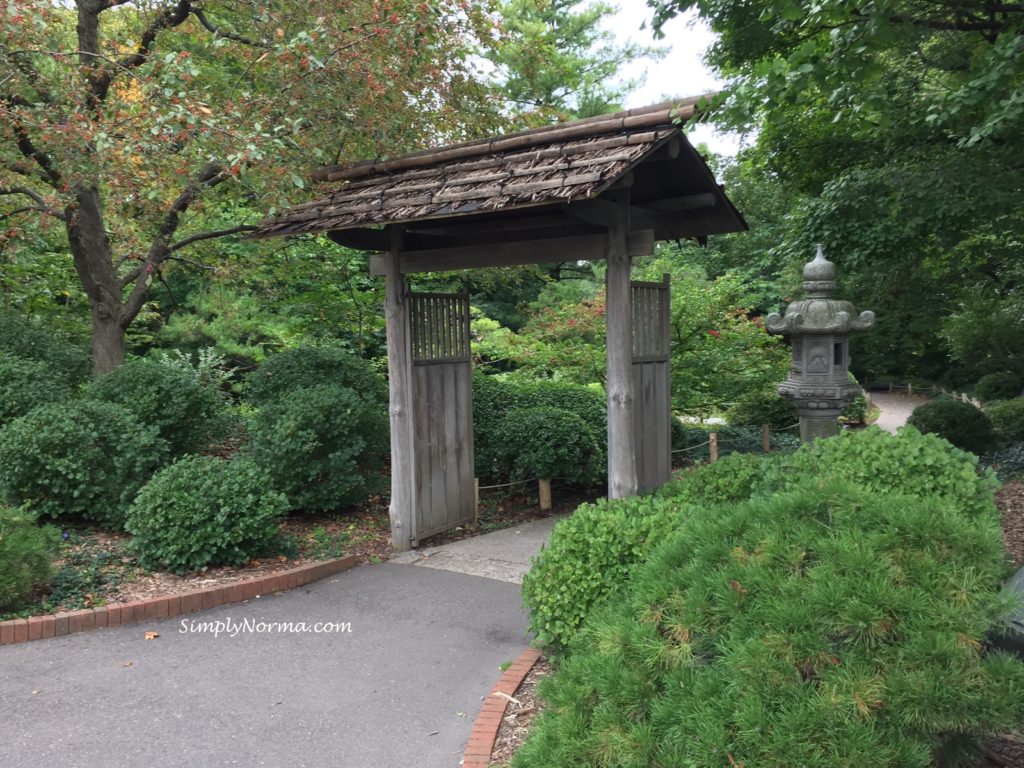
[631,275,672,492]
[407,291,475,545]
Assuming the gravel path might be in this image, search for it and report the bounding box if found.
[869,392,931,432]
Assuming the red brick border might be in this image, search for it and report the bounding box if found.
[463,647,543,768]
[0,555,357,647]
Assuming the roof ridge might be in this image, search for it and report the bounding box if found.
[311,94,714,183]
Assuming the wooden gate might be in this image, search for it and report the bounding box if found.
[631,275,671,492]
[407,291,475,545]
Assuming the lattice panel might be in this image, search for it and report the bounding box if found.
[631,276,670,362]
[409,292,471,364]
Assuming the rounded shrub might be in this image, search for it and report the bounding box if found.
[906,398,994,454]
[126,456,287,574]
[661,452,777,506]
[498,406,603,486]
[986,397,1024,445]
[726,386,797,430]
[0,506,60,611]
[0,401,166,529]
[246,384,388,513]
[0,352,70,430]
[514,480,1024,768]
[758,426,999,518]
[0,312,90,386]
[86,357,228,457]
[522,494,687,650]
[245,346,387,408]
[974,371,1023,403]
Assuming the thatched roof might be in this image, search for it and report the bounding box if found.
[251,97,714,240]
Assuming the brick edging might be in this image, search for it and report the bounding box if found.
[0,555,358,646]
[463,647,543,768]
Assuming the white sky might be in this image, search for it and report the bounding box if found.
[605,4,742,156]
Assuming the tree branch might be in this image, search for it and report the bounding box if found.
[192,8,268,47]
[0,186,65,220]
[169,224,257,251]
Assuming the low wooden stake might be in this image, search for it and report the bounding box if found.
[709,432,719,463]
[762,423,771,453]
[538,479,552,511]
[473,478,480,528]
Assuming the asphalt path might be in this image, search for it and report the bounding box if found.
[0,562,530,768]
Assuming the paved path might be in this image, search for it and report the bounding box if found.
[0,555,544,768]
[869,391,931,433]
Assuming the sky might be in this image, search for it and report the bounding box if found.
[605,4,742,156]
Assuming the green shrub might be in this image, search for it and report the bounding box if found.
[672,422,800,459]
[906,398,994,454]
[497,407,603,486]
[975,371,1023,403]
[984,442,1024,481]
[522,494,687,650]
[726,386,797,430]
[0,312,90,385]
[0,353,70,430]
[987,397,1024,445]
[514,480,1023,768]
[474,374,606,480]
[245,384,387,512]
[87,357,229,457]
[758,426,999,518]
[245,346,387,407]
[126,456,287,574]
[0,401,166,528]
[0,506,60,611]
[661,452,777,506]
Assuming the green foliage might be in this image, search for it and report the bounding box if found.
[907,399,995,455]
[661,452,776,506]
[514,480,1022,768]
[0,312,90,386]
[0,352,70,430]
[975,372,1023,404]
[498,407,603,486]
[473,374,606,480]
[0,400,166,529]
[522,494,686,650]
[245,345,387,408]
[86,357,228,457]
[125,456,287,574]
[987,398,1024,446]
[726,386,796,430]
[245,384,388,513]
[672,422,801,458]
[0,506,59,611]
[760,427,1000,518]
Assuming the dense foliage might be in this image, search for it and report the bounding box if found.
[245,384,388,513]
[0,506,59,611]
[987,398,1024,446]
[0,352,70,430]
[975,372,1023,404]
[244,346,388,409]
[126,456,287,574]
[515,480,1023,768]
[0,313,90,385]
[907,399,995,455]
[87,357,228,457]
[497,407,603,486]
[0,400,166,528]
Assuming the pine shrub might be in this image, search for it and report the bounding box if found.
[0,352,70,430]
[515,480,1024,768]
[986,397,1024,446]
[974,371,1023,404]
[87,357,229,457]
[0,400,166,529]
[498,406,603,486]
[245,384,387,512]
[907,398,995,455]
[0,506,60,611]
[126,456,287,574]
[245,346,387,408]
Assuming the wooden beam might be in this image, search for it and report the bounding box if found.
[606,193,639,499]
[643,192,716,212]
[383,225,417,551]
[369,231,653,275]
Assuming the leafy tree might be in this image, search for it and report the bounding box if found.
[0,0,502,373]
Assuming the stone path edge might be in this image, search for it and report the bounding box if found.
[463,646,543,768]
[0,555,358,646]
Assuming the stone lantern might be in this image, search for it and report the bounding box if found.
[765,246,875,443]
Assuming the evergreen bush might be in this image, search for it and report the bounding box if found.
[0,506,60,611]
[986,397,1024,445]
[87,357,229,457]
[0,312,90,385]
[514,480,1024,768]
[126,456,287,574]
[974,371,1023,403]
[497,406,603,486]
[726,386,797,430]
[245,384,387,512]
[0,353,70,430]
[245,346,387,407]
[907,398,995,455]
[0,400,166,529]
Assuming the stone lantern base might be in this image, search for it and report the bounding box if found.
[798,411,843,443]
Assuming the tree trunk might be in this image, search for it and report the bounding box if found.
[66,184,125,375]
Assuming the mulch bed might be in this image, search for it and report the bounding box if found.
[998,481,1024,568]
[488,656,553,768]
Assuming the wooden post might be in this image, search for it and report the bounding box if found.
[605,194,638,499]
[762,423,771,453]
[384,225,416,551]
[709,432,719,463]
[908,383,913,396]
[538,479,552,511]
[473,478,480,530]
